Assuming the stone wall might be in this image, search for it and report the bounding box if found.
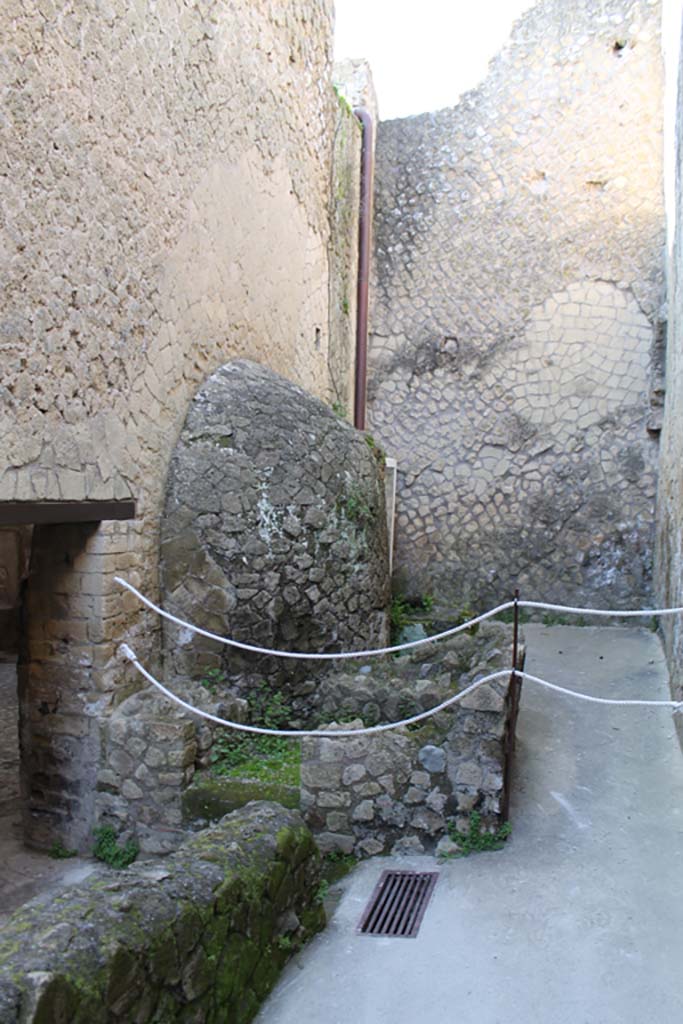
[1,0,338,509]
[655,1,683,728]
[160,361,390,695]
[369,0,665,610]
[0,802,325,1024]
[0,1,363,851]
[97,685,248,855]
[328,92,362,418]
[301,621,517,857]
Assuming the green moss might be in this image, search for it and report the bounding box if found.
[322,851,358,885]
[183,774,299,824]
[275,827,298,863]
[333,83,353,117]
[149,928,181,986]
[0,806,326,1024]
[92,826,138,869]
[208,682,300,788]
[446,811,512,856]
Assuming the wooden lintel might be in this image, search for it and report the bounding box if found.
[0,500,137,526]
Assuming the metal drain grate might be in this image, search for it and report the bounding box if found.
[357,870,438,938]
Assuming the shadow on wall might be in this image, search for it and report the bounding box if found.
[0,528,31,656]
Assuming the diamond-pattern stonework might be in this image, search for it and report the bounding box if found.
[369,0,664,608]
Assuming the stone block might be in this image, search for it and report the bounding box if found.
[351,799,375,822]
[459,683,506,713]
[342,763,366,785]
[426,788,447,814]
[418,745,447,774]
[121,779,144,800]
[455,762,484,788]
[355,837,385,857]
[391,836,425,857]
[410,808,444,834]
[315,832,355,855]
[435,836,461,858]
[355,781,381,797]
[300,763,342,788]
[325,811,350,831]
[317,791,351,809]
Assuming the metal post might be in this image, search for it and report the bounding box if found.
[512,587,520,679]
[502,588,522,822]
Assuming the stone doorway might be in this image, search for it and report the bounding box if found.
[0,502,135,860]
[17,522,104,852]
[0,525,32,838]
[0,525,95,923]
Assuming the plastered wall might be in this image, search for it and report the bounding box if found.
[2,0,338,513]
[369,0,665,609]
[655,0,683,717]
[0,0,358,848]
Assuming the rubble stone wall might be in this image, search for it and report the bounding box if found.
[0,803,324,1024]
[160,361,390,697]
[301,621,517,857]
[656,1,683,733]
[369,0,665,609]
[0,1,358,851]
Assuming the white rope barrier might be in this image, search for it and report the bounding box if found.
[119,644,683,737]
[114,577,515,659]
[519,599,683,618]
[114,576,683,663]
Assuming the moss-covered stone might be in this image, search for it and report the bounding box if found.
[0,803,325,1024]
[183,774,299,824]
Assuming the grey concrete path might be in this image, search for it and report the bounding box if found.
[256,625,683,1024]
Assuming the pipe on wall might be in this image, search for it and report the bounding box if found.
[353,107,374,431]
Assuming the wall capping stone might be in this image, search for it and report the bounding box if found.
[0,802,324,1024]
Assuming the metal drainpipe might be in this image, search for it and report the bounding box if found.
[353,107,374,431]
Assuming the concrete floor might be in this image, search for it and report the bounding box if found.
[0,659,94,926]
[256,624,683,1024]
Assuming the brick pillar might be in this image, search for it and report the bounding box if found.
[18,522,110,851]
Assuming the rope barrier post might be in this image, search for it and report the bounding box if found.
[502,588,522,822]
[512,587,520,684]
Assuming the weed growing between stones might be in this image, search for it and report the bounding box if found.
[199,666,225,696]
[445,811,511,857]
[322,851,357,883]
[314,880,329,904]
[389,592,439,643]
[48,841,77,859]
[210,681,301,787]
[338,488,374,526]
[333,82,353,116]
[364,433,386,465]
[92,826,139,869]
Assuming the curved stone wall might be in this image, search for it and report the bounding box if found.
[369,0,664,608]
[160,360,390,693]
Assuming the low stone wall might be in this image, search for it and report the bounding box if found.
[301,621,518,857]
[99,686,247,855]
[0,802,324,1024]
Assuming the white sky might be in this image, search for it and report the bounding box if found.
[333,0,538,120]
